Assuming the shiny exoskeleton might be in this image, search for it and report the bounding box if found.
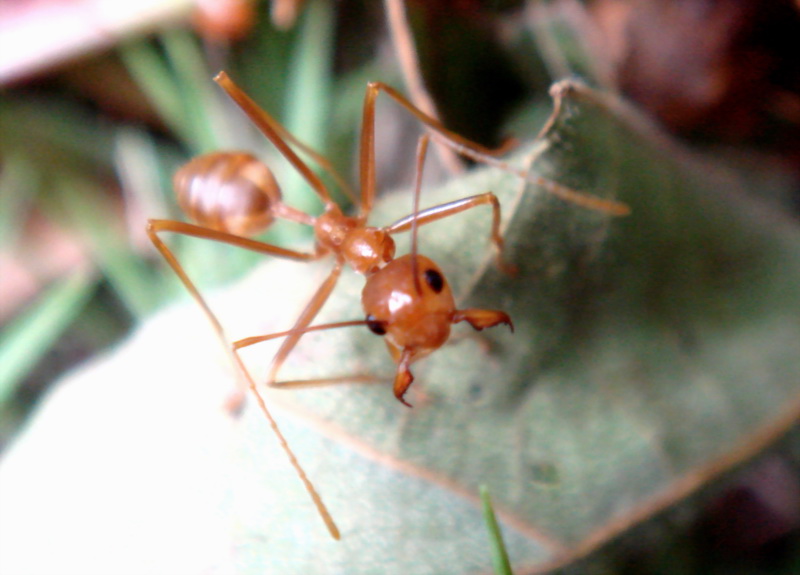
[147,71,626,540]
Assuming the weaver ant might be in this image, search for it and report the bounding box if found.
[146,71,629,539]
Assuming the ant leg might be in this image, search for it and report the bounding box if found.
[146,220,322,407]
[148,219,322,265]
[214,72,357,206]
[384,192,516,274]
[357,85,515,219]
[228,349,342,539]
[147,219,320,332]
[148,220,341,539]
[259,262,345,388]
[234,320,418,408]
[362,82,630,216]
[233,320,384,389]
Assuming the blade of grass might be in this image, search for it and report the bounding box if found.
[114,127,184,302]
[0,98,116,170]
[480,485,514,575]
[0,153,37,250]
[0,269,97,406]
[282,0,335,215]
[162,28,227,153]
[55,177,160,319]
[114,127,174,224]
[119,39,194,149]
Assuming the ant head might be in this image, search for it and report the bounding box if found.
[175,152,281,236]
[361,254,455,357]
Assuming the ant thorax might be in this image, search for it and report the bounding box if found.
[314,206,396,274]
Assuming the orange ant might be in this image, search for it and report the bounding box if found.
[231,132,514,408]
[146,71,629,539]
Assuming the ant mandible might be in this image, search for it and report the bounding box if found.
[146,71,629,539]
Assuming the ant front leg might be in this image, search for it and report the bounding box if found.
[380,134,515,274]
[384,192,517,275]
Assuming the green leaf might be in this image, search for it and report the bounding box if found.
[224,80,800,571]
[3,81,800,574]
[0,270,96,406]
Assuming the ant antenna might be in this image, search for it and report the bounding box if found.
[234,319,384,350]
[410,135,430,295]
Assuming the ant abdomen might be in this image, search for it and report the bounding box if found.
[174,152,282,236]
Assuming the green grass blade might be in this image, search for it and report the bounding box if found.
[119,39,193,147]
[0,153,37,250]
[162,28,226,152]
[480,485,514,575]
[56,178,159,319]
[282,0,335,214]
[0,270,97,406]
[0,98,116,170]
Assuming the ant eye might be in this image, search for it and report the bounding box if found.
[366,315,387,336]
[424,269,444,293]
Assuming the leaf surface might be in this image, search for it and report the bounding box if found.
[229,81,800,572]
[2,81,800,575]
